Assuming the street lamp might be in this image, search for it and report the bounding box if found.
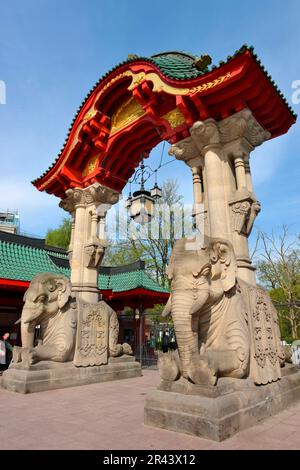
[125,157,162,224]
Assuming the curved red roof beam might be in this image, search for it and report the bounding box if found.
[32,46,296,199]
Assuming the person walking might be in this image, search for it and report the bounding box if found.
[0,337,6,371]
[162,332,169,353]
[2,333,13,368]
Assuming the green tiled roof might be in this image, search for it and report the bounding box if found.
[99,270,168,293]
[0,240,63,281]
[150,51,201,79]
[0,235,168,295]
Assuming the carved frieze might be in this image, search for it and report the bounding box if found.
[219,109,271,147]
[162,108,186,129]
[74,300,109,367]
[168,137,199,162]
[241,283,283,385]
[84,240,106,268]
[190,119,220,152]
[229,196,261,236]
[169,109,270,166]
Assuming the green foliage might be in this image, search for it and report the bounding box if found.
[255,227,300,340]
[103,240,145,266]
[45,218,72,250]
[147,303,172,325]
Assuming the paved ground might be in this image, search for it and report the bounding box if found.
[0,369,300,450]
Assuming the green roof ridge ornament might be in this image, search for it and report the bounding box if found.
[193,53,212,71]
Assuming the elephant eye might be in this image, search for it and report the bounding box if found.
[35,295,46,303]
[201,266,211,277]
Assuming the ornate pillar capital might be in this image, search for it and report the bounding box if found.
[168,136,203,168]
[190,118,220,154]
[59,182,120,213]
[219,108,271,155]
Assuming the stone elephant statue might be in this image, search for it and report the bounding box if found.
[160,236,285,386]
[12,272,132,367]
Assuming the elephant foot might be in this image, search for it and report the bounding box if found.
[109,344,123,357]
[188,353,217,386]
[203,348,249,379]
[11,346,23,364]
[122,343,133,355]
[158,350,181,382]
[11,347,37,367]
[110,343,133,357]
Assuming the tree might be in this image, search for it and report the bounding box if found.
[105,178,186,286]
[132,178,184,286]
[255,226,300,340]
[45,218,71,250]
[103,240,145,266]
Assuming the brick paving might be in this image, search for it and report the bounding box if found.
[0,369,300,450]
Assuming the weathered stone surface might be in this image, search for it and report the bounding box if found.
[144,365,300,441]
[1,356,141,394]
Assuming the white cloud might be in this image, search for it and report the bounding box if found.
[0,178,63,236]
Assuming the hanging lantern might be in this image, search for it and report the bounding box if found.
[150,182,162,200]
[130,190,155,225]
[125,193,132,209]
[126,156,162,224]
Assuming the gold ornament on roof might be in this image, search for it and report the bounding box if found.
[82,154,99,178]
[110,96,145,135]
[162,108,186,129]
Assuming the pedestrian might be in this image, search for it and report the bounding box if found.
[2,333,13,368]
[0,338,6,370]
[162,332,169,353]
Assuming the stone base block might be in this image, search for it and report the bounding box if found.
[144,365,300,441]
[1,356,141,394]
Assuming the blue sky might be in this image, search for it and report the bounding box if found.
[0,0,299,245]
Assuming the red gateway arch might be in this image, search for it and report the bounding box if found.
[32,45,296,199]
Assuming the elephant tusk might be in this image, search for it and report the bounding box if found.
[14,318,21,325]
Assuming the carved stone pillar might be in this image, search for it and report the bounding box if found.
[219,109,270,284]
[191,166,203,230]
[233,154,247,192]
[169,108,270,284]
[60,183,119,303]
[244,154,253,193]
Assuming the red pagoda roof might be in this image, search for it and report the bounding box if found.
[32,45,296,199]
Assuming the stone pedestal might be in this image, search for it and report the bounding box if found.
[1,356,141,394]
[144,365,300,441]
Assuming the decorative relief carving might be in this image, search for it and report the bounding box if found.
[190,119,220,152]
[252,290,278,368]
[168,137,199,162]
[73,300,132,367]
[162,108,186,129]
[82,154,100,178]
[169,110,270,166]
[127,70,232,96]
[60,183,120,213]
[243,283,282,384]
[110,96,145,135]
[230,196,261,236]
[84,240,106,268]
[231,200,251,234]
[74,301,109,367]
[219,109,271,147]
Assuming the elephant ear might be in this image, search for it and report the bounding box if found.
[166,240,179,280]
[54,276,72,309]
[208,239,237,292]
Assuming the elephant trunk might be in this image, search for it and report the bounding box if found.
[171,290,199,379]
[21,307,37,348]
